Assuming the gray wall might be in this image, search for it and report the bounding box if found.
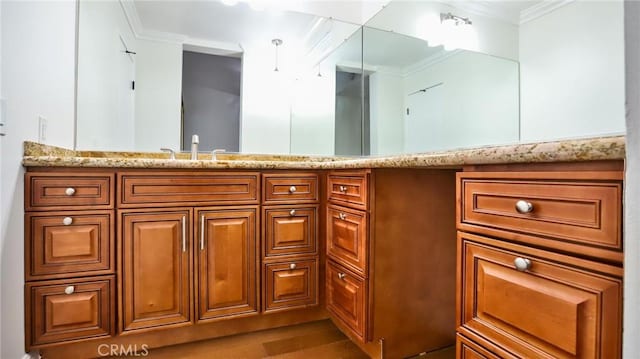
[182,51,240,152]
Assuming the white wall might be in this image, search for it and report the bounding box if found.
[369,72,404,155]
[519,0,625,142]
[1,2,77,359]
[240,48,292,154]
[134,38,182,151]
[290,74,335,155]
[624,2,640,357]
[402,51,520,152]
[76,1,136,150]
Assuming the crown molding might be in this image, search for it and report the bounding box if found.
[520,0,575,24]
[119,0,142,38]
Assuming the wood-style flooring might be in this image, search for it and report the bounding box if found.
[108,319,455,359]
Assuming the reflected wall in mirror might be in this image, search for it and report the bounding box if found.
[76,0,364,154]
[365,0,625,147]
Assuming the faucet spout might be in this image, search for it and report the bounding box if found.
[191,134,199,160]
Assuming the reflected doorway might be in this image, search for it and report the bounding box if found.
[335,71,370,156]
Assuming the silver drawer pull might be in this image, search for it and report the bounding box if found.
[62,217,73,226]
[289,209,296,216]
[65,187,76,196]
[338,213,346,220]
[515,200,534,214]
[64,286,75,295]
[339,185,347,193]
[338,273,346,280]
[514,257,532,272]
[289,263,297,270]
[289,186,297,193]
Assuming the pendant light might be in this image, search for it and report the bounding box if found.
[272,39,283,72]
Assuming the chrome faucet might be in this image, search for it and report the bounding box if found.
[191,135,199,160]
[211,149,226,161]
[160,148,176,160]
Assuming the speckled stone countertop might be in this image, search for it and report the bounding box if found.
[22,136,626,169]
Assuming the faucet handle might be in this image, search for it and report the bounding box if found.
[160,148,176,160]
[211,149,226,161]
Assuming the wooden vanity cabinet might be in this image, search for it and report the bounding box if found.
[326,169,458,359]
[456,165,624,359]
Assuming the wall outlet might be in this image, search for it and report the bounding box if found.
[38,116,48,143]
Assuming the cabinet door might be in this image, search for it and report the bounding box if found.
[327,205,368,277]
[263,259,318,312]
[196,207,258,321]
[326,260,367,342]
[459,236,622,359]
[121,210,192,332]
[263,206,317,257]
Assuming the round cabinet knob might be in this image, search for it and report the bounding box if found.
[515,200,534,214]
[289,209,297,216]
[514,257,532,272]
[65,187,76,196]
[289,186,297,193]
[62,217,73,226]
[339,185,347,193]
[64,286,75,295]
[338,273,346,280]
[289,263,297,270]
[338,213,346,220]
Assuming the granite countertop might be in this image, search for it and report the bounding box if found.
[22,135,626,169]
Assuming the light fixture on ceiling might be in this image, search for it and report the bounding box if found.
[317,64,322,77]
[440,12,472,27]
[272,38,283,72]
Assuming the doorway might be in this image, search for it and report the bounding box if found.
[181,51,241,152]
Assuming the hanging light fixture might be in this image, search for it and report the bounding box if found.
[317,62,322,77]
[272,38,283,72]
[440,12,472,27]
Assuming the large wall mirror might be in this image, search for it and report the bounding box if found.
[76,0,625,156]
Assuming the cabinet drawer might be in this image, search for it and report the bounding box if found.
[327,205,368,277]
[456,334,506,359]
[263,206,317,257]
[459,235,622,359]
[263,173,318,204]
[119,172,259,207]
[26,172,114,210]
[327,172,368,209]
[26,211,114,280]
[263,259,318,312]
[459,173,623,258]
[326,260,367,342]
[26,276,115,348]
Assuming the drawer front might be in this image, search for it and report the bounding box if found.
[459,236,622,359]
[26,173,114,210]
[459,176,622,253]
[26,211,114,280]
[263,259,318,312]
[26,276,115,348]
[327,172,368,209]
[119,172,259,207]
[456,334,506,359]
[263,173,318,204]
[326,260,367,341]
[327,205,368,276]
[264,206,317,257]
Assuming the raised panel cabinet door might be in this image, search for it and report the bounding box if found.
[26,276,115,348]
[459,236,622,359]
[456,334,506,359]
[263,206,318,257]
[327,205,368,277]
[121,210,192,332]
[263,259,318,312]
[326,260,367,342]
[196,207,259,321]
[26,211,114,280]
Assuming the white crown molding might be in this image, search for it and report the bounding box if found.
[119,0,142,38]
[520,0,575,25]
[403,49,462,77]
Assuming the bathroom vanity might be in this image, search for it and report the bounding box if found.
[21,137,625,359]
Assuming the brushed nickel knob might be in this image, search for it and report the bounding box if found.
[289,186,297,193]
[338,273,346,280]
[514,257,532,272]
[289,263,297,270]
[339,185,347,193]
[62,217,73,226]
[64,286,75,295]
[338,213,346,220]
[65,187,76,196]
[289,209,296,216]
[515,200,533,214]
